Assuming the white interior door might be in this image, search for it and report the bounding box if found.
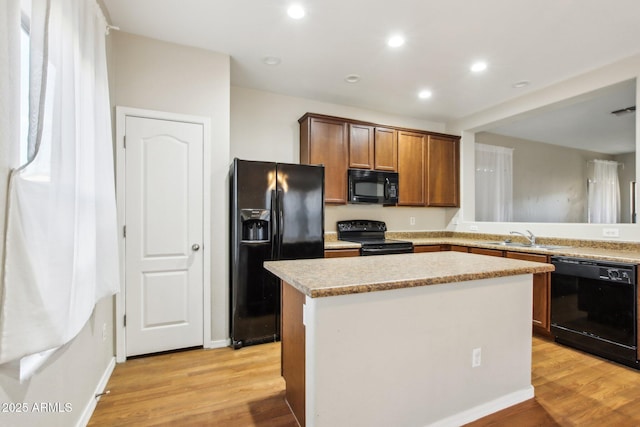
[124,116,204,357]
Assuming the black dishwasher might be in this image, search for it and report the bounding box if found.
[551,256,638,368]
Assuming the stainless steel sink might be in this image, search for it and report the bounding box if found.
[476,241,569,250]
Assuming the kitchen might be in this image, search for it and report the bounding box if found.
[3,1,640,426]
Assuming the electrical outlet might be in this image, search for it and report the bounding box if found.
[472,348,482,367]
[102,323,107,342]
[469,225,479,231]
[410,216,416,226]
[602,228,619,238]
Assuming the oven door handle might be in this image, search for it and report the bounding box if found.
[361,246,413,255]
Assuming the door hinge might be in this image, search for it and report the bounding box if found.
[123,315,126,327]
[123,225,126,238]
[123,135,126,149]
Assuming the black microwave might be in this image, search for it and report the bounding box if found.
[348,169,399,205]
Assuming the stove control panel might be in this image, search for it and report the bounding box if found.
[337,220,387,233]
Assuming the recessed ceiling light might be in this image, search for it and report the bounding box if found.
[418,90,432,99]
[262,56,281,66]
[387,35,405,48]
[512,80,530,88]
[344,74,361,83]
[287,4,305,19]
[470,61,488,73]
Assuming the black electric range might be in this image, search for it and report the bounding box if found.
[337,220,414,256]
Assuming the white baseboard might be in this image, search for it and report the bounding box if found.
[76,356,116,427]
[204,338,231,349]
[428,385,535,427]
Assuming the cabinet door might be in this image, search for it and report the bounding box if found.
[414,245,442,253]
[324,249,360,258]
[373,127,397,171]
[505,252,550,334]
[469,247,503,257]
[397,131,426,206]
[426,135,460,207]
[300,116,348,204]
[349,124,374,169]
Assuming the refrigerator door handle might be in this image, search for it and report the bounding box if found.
[271,189,278,258]
[277,189,284,259]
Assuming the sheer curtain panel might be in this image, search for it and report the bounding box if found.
[475,143,514,222]
[1,0,21,292]
[0,0,119,369]
[588,159,621,223]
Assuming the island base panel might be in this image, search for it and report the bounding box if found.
[282,281,305,426]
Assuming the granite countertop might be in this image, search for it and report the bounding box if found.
[324,232,640,263]
[265,251,553,298]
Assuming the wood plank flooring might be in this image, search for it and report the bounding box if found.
[89,336,640,426]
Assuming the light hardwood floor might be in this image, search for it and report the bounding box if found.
[89,336,640,426]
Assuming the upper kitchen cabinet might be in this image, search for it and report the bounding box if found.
[373,127,397,171]
[426,135,460,207]
[349,125,398,171]
[299,114,348,204]
[299,113,459,207]
[397,131,426,206]
[348,124,375,169]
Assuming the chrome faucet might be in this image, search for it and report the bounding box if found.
[510,230,536,246]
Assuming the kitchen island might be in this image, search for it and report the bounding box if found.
[264,251,554,427]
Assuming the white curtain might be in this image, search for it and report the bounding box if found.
[0,0,119,368]
[588,159,620,223]
[475,143,513,222]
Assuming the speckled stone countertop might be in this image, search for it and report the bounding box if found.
[324,231,640,263]
[265,251,553,298]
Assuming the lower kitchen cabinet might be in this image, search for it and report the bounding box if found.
[469,247,504,257]
[414,245,442,253]
[505,251,551,335]
[324,248,360,258]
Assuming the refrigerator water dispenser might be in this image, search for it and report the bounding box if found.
[240,209,270,241]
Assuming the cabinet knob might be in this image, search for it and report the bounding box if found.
[192,244,200,251]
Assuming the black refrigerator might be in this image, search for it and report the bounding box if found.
[230,158,324,349]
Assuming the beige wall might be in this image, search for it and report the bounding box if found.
[110,32,231,345]
[231,86,454,232]
[0,298,115,427]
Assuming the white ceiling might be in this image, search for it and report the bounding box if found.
[102,0,640,150]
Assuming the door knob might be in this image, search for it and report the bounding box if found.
[192,244,200,251]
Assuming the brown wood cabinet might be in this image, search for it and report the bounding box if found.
[300,113,459,206]
[281,281,306,426]
[414,245,442,253]
[397,131,460,208]
[426,135,459,207]
[506,251,551,335]
[469,247,504,257]
[373,127,397,171]
[299,114,348,204]
[397,131,426,206]
[324,248,360,258]
[348,125,398,171]
[348,123,374,169]
[450,245,469,253]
